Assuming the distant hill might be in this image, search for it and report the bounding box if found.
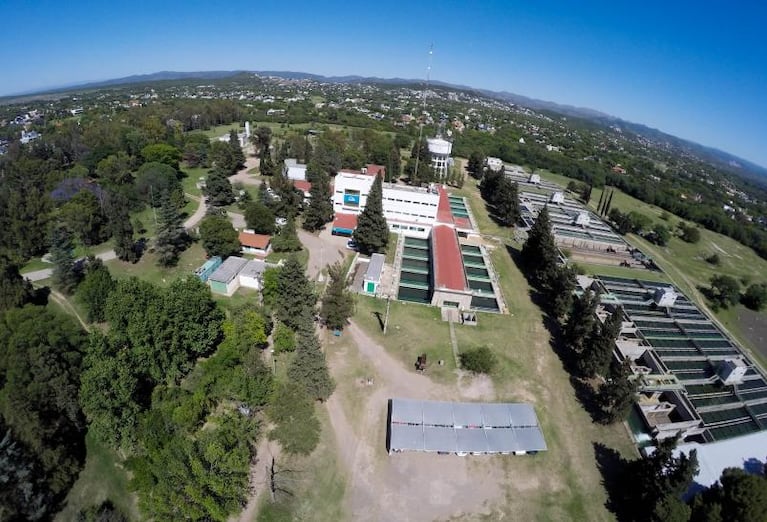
[7,69,766,179]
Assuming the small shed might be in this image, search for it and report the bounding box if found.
[332,213,358,236]
[208,256,248,296]
[363,253,385,295]
[239,231,272,256]
[239,259,266,290]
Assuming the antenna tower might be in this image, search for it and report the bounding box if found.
[413,44,433,183]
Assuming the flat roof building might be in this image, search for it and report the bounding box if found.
[388,398,547,455]
[208,256,248,296]
[363,253,385,295]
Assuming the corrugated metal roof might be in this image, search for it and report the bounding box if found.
[389,399,547,454]
[364,253,385,282]
[209,256,248,284]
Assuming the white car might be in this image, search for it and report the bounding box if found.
[346,239,358,250]
[275,217,287,227]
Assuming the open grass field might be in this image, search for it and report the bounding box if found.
[105,241,208,287]
[452,176,516,242]
[55,433,139,521]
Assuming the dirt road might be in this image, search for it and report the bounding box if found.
[324,322,504,521]
[229,154,261,186]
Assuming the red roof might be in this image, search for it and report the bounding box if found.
[294,180,312,193]
[436,185,454,224]
[239,232,271,249]
[366,164,386,177]
[332,213,358,230]
[432,225,467,291]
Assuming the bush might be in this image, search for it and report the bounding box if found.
[705,253,721,266]
[459,346,497,374]
[742,283,767,311]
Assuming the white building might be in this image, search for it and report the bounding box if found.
[427,137,452,180]
[283,159,307,181]
[332,170,440,237]
[486,157,503,172]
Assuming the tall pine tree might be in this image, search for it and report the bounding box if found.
[105,191,138,263]
[302,171,334,231]
[320,262,354,330]
[565,288,600,353]
[495,178,520,226]
[288,325,335,401]
[275,255,315,330]
[50,226,80,294]
[154,193,188,267]
[353,174,389,255]
[386,146,401,182]
[521,206,559,287]
[228,130,245,170]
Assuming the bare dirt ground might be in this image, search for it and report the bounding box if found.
[233,437,281,522]
[324,322,507,521]
[298,227,349,280]
[183,193,207,230]
[229,154,261,186]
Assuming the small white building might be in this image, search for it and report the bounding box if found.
[363,253,385,295]
[486,157,503,172]
[574,212,591,226]
[283,159,307,181]
[528,173,541,184]
[653,287,678,308]
[208,256,248,296]
[239,259,266,290]
[427,137,452,180]
[550,192,565,204]
[717,358,748,385]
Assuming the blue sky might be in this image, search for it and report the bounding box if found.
[2,0,766,166]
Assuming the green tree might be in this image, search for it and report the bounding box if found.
[353,174,389,255]
[141,143,181,170]
[480,169,503,204]
[467,151,485,179]
[459,346,498,374]
[104,190,138,263]
[96,152,133,186]
[650,223,671,246]
[228,130,245,169]
[287,327,335,401]
[154,192,188,267]
[204,167,236,207]
[679,222,701,243]
[79,334,142,451]
[741,283,767,311]
[59,190,109,246]
[707,275,741,309]
[521,206,559,288]
[0,421,53,521]
[209,140,236,174]
[271,217,302,252]
[261,267,280,310]
[405,138,434,184]
[320,262,354,330]
[0,259,36,312]
[386,146,401,182]
[564,288,600,353]
[267,382,321,455]
[135,162,183,208]
[272,321,296,353]
[596,360,637,424]
[77,258,115,322]
[199,214,240,258]
[244,200,276,234]
[494,177,520,226]
[547,265,577,319]
[691,468,767,522]
[275,255,315,329]
[50,226,81,294]
[579,307,622,378]
[0,306,86,495]
[303,171,334,231]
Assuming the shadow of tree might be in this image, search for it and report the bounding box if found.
[593,442,634,521]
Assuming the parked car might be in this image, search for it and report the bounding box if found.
[346,239,358,250]
[275,217,287,227]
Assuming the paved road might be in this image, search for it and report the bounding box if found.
[183,193,208,230]
[23,250,118,282]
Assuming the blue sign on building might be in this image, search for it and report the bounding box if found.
[343,193,360,205]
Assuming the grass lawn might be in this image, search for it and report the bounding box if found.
[384,232,398,265]
[452,177,516,241]
[181,166,207,196]
[188,123,244,139]
[20,257,51,273]
[106,241,208,286]
[265,248,310,267]
[253,409,346,522]
[55,433,139,521]
[353,295,457,383]
[573,261,671,283]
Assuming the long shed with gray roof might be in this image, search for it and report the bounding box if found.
[387,398,547,455]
